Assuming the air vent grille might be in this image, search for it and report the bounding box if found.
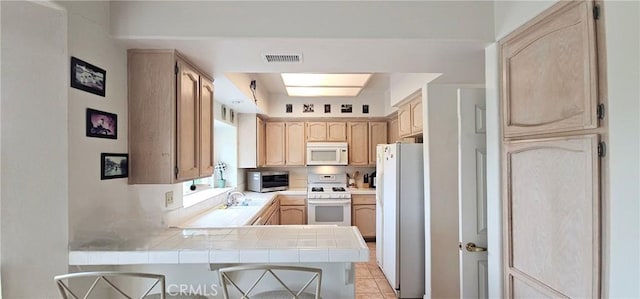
[263,53,302,63]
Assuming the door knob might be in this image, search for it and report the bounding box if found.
[465,242,487,252]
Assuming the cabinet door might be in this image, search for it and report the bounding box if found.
[199,79,214,177]
[327,122,347,141]
[369,122,388,165]
[348,122,369,165]
[410,98,423,134]
[306,122,327,141]
[503,134,599,298]
[176,61,200,181]
[388,117,399,143]
[500,1,598,137]
[398,104,412,137]
[257,117,266,167]
[286,122,306,166]
[353,205,376,238]
[280,206,306,225]
[265,122,286,166]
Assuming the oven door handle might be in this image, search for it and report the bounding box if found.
[308,199,351,205]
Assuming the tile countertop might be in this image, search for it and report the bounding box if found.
[178,189,307,228]
[68,226,369,265]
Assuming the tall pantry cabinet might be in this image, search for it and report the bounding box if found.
[499,1,604,298]
[128,50,214,184]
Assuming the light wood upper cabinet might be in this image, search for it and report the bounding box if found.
[503,134,599,298]
[369,122,388,165]
[398,94,423,138]
[285,122,306,166]
[199,79,214,177]
[257,117,266,167]
[176,61,200,181]
[398,104,412,137]
[327,122,347,141]
[500,0,598,137]
[238,115,266,168]
[306,121,347,142]
[265,122,286,166]
[128,50,213,184]
[306,122,327,141]
[347,122,369,165]
[388,117,399,143]
[410,97,423,134]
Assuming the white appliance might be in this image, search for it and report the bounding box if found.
[307,169,351,226]
[306,142,348,166]
[376,143,425,298]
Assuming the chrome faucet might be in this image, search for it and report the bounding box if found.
[226,191,246,207]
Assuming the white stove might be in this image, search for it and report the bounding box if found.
[307,172,352,226]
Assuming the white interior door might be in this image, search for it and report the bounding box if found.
[458,88,488,298]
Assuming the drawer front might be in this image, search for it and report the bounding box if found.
[279,195,306,206]
[352,194,376,205]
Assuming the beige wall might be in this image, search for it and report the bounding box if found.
[1,2,68,296]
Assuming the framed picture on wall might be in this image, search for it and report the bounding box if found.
[341,104,353,113]
[303,104,314,113]
[362,104,369,114]
[86,108,117,139]
[70,57,106,97]
[286,104,293,113]
[324,104,331,113]
[101,153,128,180]
[221,104,227,120]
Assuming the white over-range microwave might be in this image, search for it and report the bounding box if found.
[306,142,348,166]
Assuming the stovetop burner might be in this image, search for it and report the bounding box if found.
[332,187,346,192]
[311,187,324,192]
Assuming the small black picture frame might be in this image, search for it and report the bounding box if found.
[324,104,331,113]
[341,104,353,113]
[362,104,370,114]
[71,57,106,97]
[86,108,117,139]
[303,104,315,113]
[101,153,128,180]
[286,104,293,113]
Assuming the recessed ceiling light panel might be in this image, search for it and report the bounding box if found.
[286,87,362,97]
[281,73,372,87]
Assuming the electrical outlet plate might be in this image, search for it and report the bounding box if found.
[165,191,174,207]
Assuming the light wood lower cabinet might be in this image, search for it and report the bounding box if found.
[279,195,307,225]
[257,197,280,225]
[352,195,376,239]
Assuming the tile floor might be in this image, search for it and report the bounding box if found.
[355,242,397,299]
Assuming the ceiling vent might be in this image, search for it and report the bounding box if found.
[262,53,303,63]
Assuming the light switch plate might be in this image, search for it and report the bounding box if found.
[165,191,174,207]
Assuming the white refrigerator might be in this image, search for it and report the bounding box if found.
[375,143,425,298]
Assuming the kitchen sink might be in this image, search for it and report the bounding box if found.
[229,198,267,208]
